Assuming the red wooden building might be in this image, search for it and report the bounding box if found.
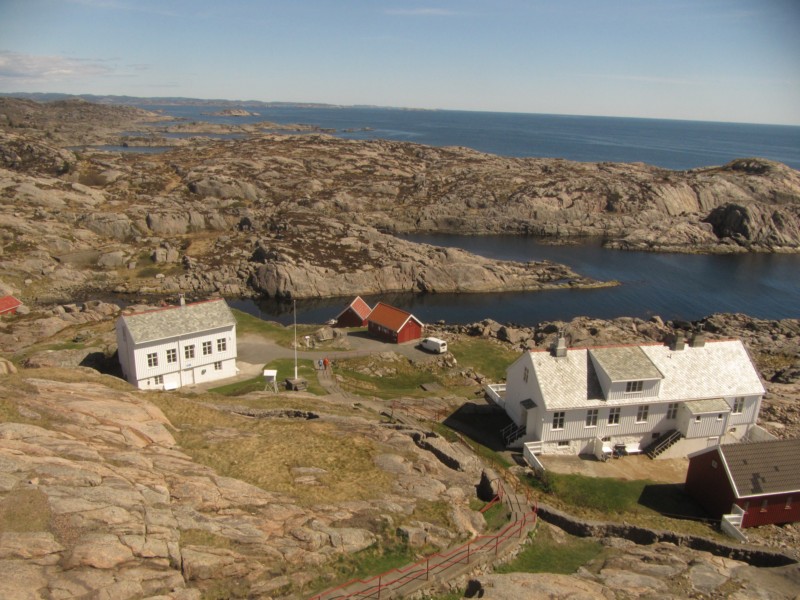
[0,295,22,317]
[334,296,373,328]
[367,302,423,344]
[685,438,800,528]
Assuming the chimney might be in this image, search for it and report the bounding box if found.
[689,332,705,348]
[672,331,685,351]
[554,332,568,358]
[179,294,186,307]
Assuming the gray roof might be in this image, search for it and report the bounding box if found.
[122,299,236,344]
[524,339,764,410]
[589,346,664,382]
[684,398,730,414]
[718,439,800,498]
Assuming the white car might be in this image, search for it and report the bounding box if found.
[421,337,447,353]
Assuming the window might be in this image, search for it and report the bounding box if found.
[601,436,611,442]
[717,413,724,421]
[608,407,620,425]
[523,367,529,383]
[695,415,702,422]
[732,397,745,414]
[585,409,598,427]
[214,361,222,371]
[217,338,227,352]
[625,380,643,393]
[557,441,569,447]
[552,411,565,430]
[154,375,163,384]
[185,345,195,359]
[202,341,212,356]
[666,403,678,420]
[147,352,158,367]
[166,348,177,364]
[636,405,649,423]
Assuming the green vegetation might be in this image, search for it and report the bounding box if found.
[496,526,604,575]
[336,356,438,399]
[430,422,512,469]
[449,338,519,381]
[208,358,326,396]
[232,309,319,347]
[481,501,512,531]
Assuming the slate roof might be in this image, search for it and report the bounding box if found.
[367,302,422,332]
[523,339,764,410]
[336,296,373,320]
[717,438,800,498]
[0,295,22,314]
[121,299,236,344]
[589,346,664,382]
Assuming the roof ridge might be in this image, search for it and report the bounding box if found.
[124,297,224,318]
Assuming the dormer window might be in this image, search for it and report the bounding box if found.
[625,381,643,393]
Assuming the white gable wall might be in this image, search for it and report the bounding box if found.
[125,324,237,390]
[505,352,534,427]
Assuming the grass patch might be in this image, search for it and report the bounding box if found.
[523,470,720,537]
[496,525,604,575]
[430,422,512,469]
[449,338,520,382]
[147,393,393,505]
[481,501,511,531]
[232,309,319,347]
[336,356,438,399]
[180,529,234,550]
[305,540,417,596]
[0,488,51,532]
[208,358,325,396]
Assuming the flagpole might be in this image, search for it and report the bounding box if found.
[293,299,298,380]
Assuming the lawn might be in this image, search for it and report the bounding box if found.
[448,338,520,382]
[335,355,441,399]
[231,308,320,347]
[208,358,326,396]
[495,525,605,575]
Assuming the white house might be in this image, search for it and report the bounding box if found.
[498,334,765,459]
[116,298,238,390]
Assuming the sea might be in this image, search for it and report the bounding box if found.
[132,103,800,325]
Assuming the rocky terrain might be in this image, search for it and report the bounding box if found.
[1,97,799,306]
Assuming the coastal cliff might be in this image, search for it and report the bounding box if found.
[1,97,799,302]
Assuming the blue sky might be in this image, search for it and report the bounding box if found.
[0,0,798,125]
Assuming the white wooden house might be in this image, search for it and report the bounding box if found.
[498,334,765,459]
[116,298,238,390]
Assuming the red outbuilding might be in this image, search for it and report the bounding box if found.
[334,296,373,328]
[685,438,800,528]
[0,295,22,316]
[367,302,423,344]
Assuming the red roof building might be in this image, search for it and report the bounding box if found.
[334,296,373,328]
[367,302,423,344]
[685,438,800,528]
[0,296,22,316]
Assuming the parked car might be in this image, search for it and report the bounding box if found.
[421,337,448,353]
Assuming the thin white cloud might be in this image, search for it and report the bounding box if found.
[0,51,112,82]
[64,0,178,17]
[385,8,456,16]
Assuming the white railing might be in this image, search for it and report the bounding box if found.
[484,383,506,408]
[523,441,544,472]
[721,504,748,542]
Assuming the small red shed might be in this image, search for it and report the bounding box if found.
[334,296,373,328]
[685,438,800,528]
[367,302,423,344]
[0,295,22,316]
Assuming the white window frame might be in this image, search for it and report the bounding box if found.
[217,338,227,352]
[732,397,745,414]
[166,348,177,364]
[625,380,643,393]
[552,411,565,430]
[636,405,649,423]
[608,407,620,425]
[147,352,158,368]
[585,409,598,427]
[214,361,222,371]
[185,345,195,359]
[666,402,678,419]
[154,375,163,384]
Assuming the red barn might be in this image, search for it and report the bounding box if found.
[0,296,22,316]
[685,438,800,528]
[334,296,373,328]
[367,302,423,344]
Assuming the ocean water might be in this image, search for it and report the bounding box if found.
[143,104,800,171]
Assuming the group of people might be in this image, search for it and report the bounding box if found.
[318,357,333,377]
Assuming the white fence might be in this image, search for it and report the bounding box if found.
[721,504,748,542]
[484,383,506,408]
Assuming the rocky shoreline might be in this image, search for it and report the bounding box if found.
[2,97,800,306]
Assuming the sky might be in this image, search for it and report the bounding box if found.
[0,0,799,125]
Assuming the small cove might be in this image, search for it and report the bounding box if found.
[232,236,800,326]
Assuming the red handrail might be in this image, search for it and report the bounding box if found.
[309,500,538,600]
